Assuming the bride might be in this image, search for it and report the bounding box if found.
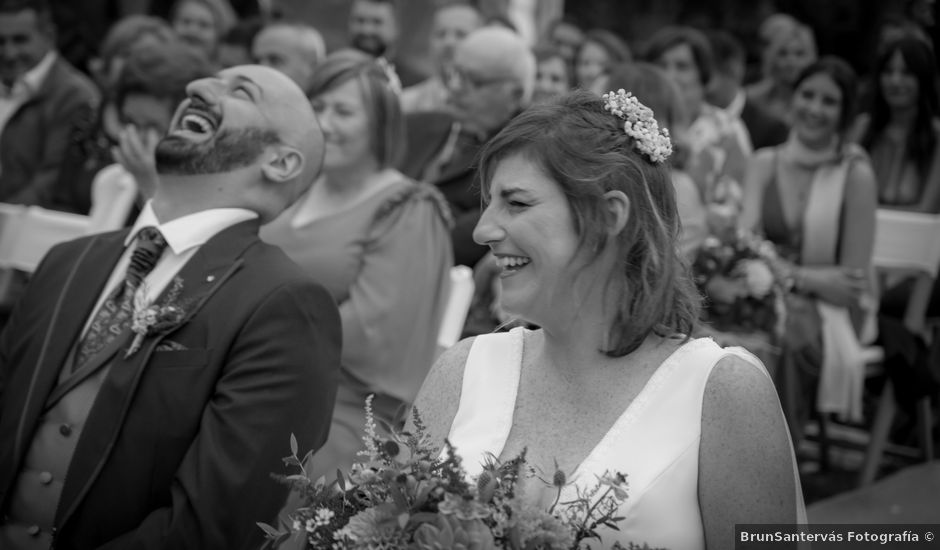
[409,90,805,549]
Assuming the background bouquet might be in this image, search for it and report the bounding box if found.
[692,227,788,336]
[260,396,662,550]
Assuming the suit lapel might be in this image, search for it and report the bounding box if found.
[55,220,259,527]
[11,231,127,463]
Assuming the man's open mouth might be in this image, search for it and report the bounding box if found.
[170,101,221,141]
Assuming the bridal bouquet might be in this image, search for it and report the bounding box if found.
[693,228,788,336]
[260,396,661,550]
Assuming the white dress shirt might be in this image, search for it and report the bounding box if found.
[81,201,258,338]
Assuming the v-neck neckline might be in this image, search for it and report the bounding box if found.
[497,329,708,481]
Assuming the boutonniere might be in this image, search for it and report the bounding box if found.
[125,277,188,358]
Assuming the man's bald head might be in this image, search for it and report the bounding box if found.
[455,26,535,104]
[155,64,324,221]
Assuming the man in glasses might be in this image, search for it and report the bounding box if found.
[402,25,534,268]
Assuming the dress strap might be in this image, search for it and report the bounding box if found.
[447,327,525,477]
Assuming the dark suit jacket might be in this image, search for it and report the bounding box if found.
[0,220,342,549]
[740,97,789,151]
[0,55,100,207]
[401,111,488,267]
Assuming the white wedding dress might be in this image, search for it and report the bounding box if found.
[446,327,807,549]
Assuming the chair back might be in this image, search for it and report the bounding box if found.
[872,209,940,334]
[0,166,138,274]
[0,205,89,272]
[437,265,475,350]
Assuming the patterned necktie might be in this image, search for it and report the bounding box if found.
[72,227,168,371]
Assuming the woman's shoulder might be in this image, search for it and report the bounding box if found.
[372,170,455,229]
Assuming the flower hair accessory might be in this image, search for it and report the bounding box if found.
[602,89,673,164]
[374,57,402,96]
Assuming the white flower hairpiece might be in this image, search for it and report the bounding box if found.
[375,57,402,96]
[601,89,673,164]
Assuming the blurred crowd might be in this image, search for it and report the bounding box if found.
[1,0,938,508]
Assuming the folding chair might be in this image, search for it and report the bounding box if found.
[857,209,940,485]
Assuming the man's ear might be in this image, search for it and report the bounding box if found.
[603,190,630,235]
[261,145,305,183]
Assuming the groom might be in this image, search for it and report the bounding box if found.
[0,66,341,549]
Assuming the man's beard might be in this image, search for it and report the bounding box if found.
[351,33,388,57]
[155,127,280,176]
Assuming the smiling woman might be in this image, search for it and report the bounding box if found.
[261,50,455,513]
[410,90,806,549]
[740,57,878,430]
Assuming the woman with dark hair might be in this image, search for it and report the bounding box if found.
[646,26,751,218]
[741,57,878,428]
[412,90,805,549]
[854,35,940,212]
[574,29,632,90]
[262,49,454,481]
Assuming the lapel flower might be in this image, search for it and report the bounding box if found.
[125,277,188,358]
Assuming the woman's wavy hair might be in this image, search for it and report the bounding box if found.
[862,35,938,179]
[477,90,701,356]
[307,49,406,169]
[793,56,858,136]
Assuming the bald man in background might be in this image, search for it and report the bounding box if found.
[401,26,535,267]
[0,65,341,550]
[252,22,326,94]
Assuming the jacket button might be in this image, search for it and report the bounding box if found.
[59,424,72,436]
[27,524,40,536]
[38,471,53,485]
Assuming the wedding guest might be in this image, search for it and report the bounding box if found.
[170,0,236,64]
[853,35,940,340]
[740,57,878,430]
[746,21,817,125]
[853,35,940,212]
[532,43,572,104]
[252,22,326,94]
[707,29,789,151]
[47,14,175,216]
[400,25,535,267]
[412,90,805,549]
[348,0,425,87]
[262,50,453,483]
[574,29,631,90]
[0,0,100,208]
[400,1,482,114]
[0,65,341,550]
[646,26,751,215]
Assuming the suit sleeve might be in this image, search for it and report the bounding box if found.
[7,80,99,207]
[95,280,342,550]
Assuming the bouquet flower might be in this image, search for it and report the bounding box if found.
[692,228,788,336]
[260,397,662,550]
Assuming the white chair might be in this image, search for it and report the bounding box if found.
[857,209,940,485]
[437,265,475,351]
[0,164,138,274]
